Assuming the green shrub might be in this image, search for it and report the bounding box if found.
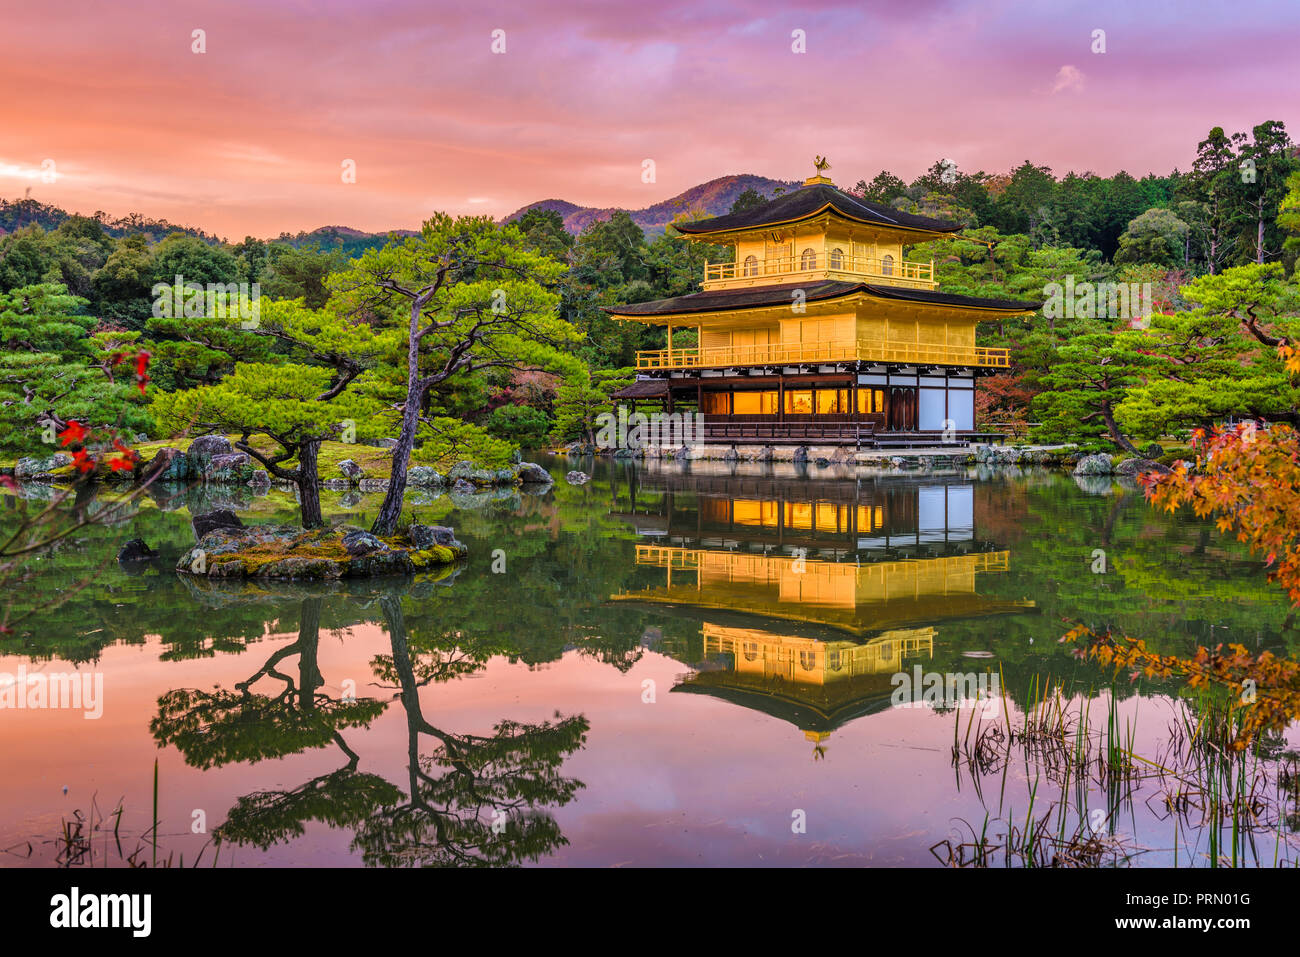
[485,404,551,448]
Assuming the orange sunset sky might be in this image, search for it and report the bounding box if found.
[2,0,1297,239]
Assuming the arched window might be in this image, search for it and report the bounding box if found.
[743,254,759,277]
[800,248,817,271]
[799,650,817,671]
[743,642,759,662]
[880,254,895,276]
[829,247,844,269]
[828,650,843,672]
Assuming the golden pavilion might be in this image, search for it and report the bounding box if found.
[607,165,1038,446]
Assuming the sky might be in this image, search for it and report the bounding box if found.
[1,0,1296,239]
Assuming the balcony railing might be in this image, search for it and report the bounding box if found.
[704,253,935,290]
[635,339,1010,370]
[629,544,1012,576]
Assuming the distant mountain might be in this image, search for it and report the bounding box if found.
[0,198,417,254]
[0,197,220,242]
[503,174,800,236]
[272,225,420,256]
[2,173,801,251]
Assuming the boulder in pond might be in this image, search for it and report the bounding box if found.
[139,446,189,482]
[516,462,552,485]
[117,538,158,562]
[340,529,391,556]
[565,471,589,485]
[409,523,462,549]
[338,459,365,482]
[192,508,243,540]
[1073,453,1115,476]
[206,451,253,484]
[407,466,445,488]
[448,460,513,486]
[185,435,232,472]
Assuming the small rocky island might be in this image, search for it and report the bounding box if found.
[177,509,466,580]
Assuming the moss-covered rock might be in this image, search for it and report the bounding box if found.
[407,466,445,488]
[177,521,466,580]
[14,452,73,479]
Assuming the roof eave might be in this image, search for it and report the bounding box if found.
[677,203,961,241]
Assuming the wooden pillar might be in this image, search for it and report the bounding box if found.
[667,324,674,366]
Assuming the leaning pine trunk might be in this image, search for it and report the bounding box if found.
[371,296,426,537]
[1100,401,1143,457]
[298,438,324,528]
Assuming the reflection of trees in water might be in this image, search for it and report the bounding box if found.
[353,595,587,866]
[149,584,587,866]
[151,597,386,770]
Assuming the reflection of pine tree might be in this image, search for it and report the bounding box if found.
[151,597,387,770]
[350,595,588,867]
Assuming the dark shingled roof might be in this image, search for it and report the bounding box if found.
[609,378,670,399]
[605,280,1040,318]
[674,184,962,236]
[860,284,1042,312]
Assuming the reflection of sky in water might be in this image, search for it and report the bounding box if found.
[1,458,1296,866]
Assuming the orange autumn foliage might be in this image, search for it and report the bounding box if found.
[1062,625,1300,750]
[1065,343,1300,748]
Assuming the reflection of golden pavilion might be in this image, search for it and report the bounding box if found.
[609,475,1034,740]
[679,624,935,736]
[704,623,932,684]
[615,543,1024,634]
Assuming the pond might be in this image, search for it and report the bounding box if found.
[2,455,1297,867]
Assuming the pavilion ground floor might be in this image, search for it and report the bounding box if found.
[612,363,999,447]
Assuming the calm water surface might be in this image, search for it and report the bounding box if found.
[2,456,1297,866]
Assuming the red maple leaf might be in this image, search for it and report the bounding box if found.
[71,449,95,473]
[59,421,89,447]
[134,350,152,395]
[107,456,134,473]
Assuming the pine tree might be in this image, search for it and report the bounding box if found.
[330,215,581,537]
[150,299,395,528]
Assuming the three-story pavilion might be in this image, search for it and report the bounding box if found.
[606,167,1039,447]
